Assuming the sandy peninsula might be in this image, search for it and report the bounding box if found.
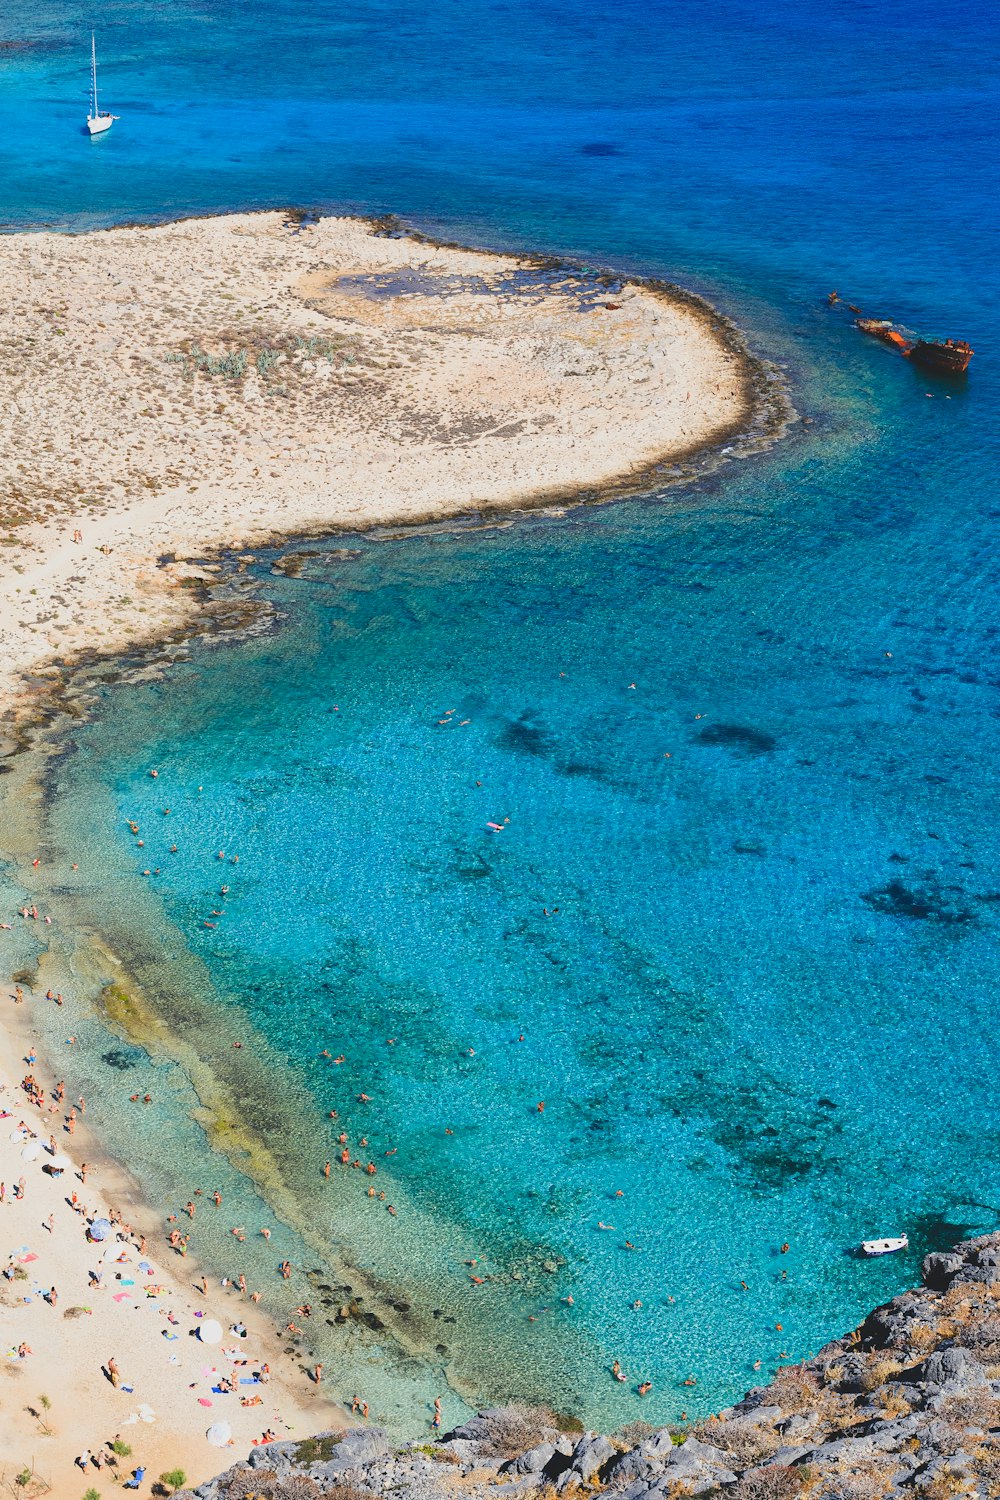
[0,209,761,721]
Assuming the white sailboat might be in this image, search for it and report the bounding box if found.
[860,1234,908,1257]
[86,33,117,136]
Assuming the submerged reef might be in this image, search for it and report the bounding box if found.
[187,1233,1000,1500]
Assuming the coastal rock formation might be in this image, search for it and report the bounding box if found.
[187,1233,1000,1500]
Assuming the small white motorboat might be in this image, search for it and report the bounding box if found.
[86,33,118,136]
[860,1234,908,1257]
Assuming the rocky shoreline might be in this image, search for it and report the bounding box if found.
[187,1234,1000,1500]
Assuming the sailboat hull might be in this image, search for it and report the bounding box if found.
[86,113,114,135]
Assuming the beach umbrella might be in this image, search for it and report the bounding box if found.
[89,1218,112,1241]
[8,1128,26,1143]
[50,1154,73,1172]
[20,1140,41,1161]
[198,1319,223,1344]
[206,1421,231,1447]
[103,1242,130,1262]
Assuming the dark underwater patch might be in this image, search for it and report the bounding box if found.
[732,838,766,856]
[861,878,974,924]
[101,1047,143,1071]
[580,141,622,156]
[559,760,612,784]
[694,723,776,755]
[497,714,554,758]
[908,1207,998,1255]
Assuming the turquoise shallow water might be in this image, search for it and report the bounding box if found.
[3,0,1000,1442]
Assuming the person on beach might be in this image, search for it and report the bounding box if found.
[432,1397,442,1429]
[313,1363,323,1384]
[107,1356,121,1387]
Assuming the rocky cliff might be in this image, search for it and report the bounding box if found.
[187,1234,1000,1500]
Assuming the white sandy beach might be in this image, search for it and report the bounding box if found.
[0,209,752,723]
[0,997,338,1497]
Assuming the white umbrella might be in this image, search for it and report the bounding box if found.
[50,1154,73,1172]
[206,1421,231,1447]
[103,1243,131,1262]
[8,1128,26,1144]
[89,1218,112,1241]
[197,1319,223,1344]
[20,1140,40,1162]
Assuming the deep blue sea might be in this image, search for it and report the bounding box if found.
[3,0,1000,1440]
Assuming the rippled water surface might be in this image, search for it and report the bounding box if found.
[3,0,999,1439]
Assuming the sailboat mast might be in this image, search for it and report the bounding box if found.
[91,32,98,117]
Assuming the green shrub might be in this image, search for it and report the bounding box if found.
[159,1470,186,1492]
[293,1435,339,1465]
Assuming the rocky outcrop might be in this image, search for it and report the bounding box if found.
[186,1233,1000,1500]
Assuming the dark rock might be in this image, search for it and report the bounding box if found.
[500,1442,556,1476]
[569,1432,615,1481]
[924,1251,970,1289]
[920,1346,988,1391]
